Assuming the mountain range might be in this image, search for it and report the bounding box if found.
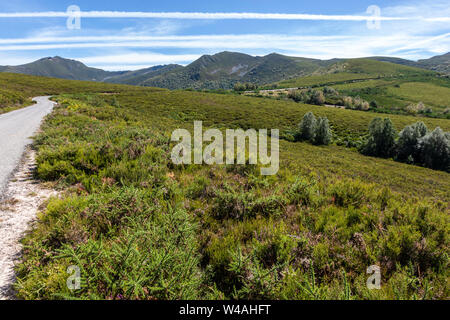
[0,51,448,90]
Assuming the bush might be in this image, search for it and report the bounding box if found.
[234,82,258,91]
[288,89,324,105]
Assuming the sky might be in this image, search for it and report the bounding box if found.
[0,0,449,70]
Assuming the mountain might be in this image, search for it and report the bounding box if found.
[131,51,339,90]
[417,52,450,74]
[0,56,125,81]
[1,52,448,90]
[368,53,450,75]
[105,64,183,85]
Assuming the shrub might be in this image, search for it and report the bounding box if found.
[288,89,324,105]
[328,179,370,208]
[310,90,326,105]
[323,86,338,96]
[370,100,378,109]
[234,82,258,91]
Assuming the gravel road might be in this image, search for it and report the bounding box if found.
[0,97,55,199]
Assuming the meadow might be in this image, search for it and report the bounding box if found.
[272,59,450,118]
[3,73,446,300]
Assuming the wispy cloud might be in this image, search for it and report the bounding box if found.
[77,52,200,69]
[0,34,447,57]
[0,34,352,44]
[0,1,448,70]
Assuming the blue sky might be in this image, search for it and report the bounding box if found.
[0,0,448,70]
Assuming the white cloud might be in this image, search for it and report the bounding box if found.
[0,1,448,69]
[0,33,447,60]
[76,52,200,70]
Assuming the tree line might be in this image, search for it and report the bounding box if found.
[361,118,450,171]
[294,112,449,172]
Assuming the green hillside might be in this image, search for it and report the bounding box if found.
[0,56,124,81]
[369,53,450,75]
[0,73,446,300]
[271,59,450,118]
[2,52,448,91]
[138,52,332,90]
[105,64,183,85]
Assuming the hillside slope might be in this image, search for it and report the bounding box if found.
[136,52,334,89]
[2,73,446,300]
[369,53,450,75]
[0,56,125,81]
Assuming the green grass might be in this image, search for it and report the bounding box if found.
[272,58,450,118]
[276,73,377,89]
[0,87,34,114]
[0,72,166,113]
[0,72,447,300]
[387,82,450,110]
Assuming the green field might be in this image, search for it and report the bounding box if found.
[0,71,445,300]
[272,59,450,118]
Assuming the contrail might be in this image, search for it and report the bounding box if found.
[0,34,353,45]
[0,11,421,21]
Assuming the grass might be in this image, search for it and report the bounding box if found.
[387,82,450,110]
[0,87,34,114]
[0,71,447,300]
[272,59,449,118]
[0,72,166,113]
[10,85,449,300]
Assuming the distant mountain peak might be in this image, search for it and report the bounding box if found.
[0,51,448,88]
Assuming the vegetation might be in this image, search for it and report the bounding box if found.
[0,71,447,300]
[273,59,450,119]
[361,119,450,172]
[295,112,332,145]
[10,88,448,300]
[0,87,33,114]
[361,118,398,158]
[233,82,258,91]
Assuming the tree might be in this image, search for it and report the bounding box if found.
[361,118,397,158]
[396,121,428,163]
[288,89,304,103]
[310,90,325,105]
[297,112,317,142]
[370,100,378,109]
[417,127,450,171]
[313,117,332,145]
